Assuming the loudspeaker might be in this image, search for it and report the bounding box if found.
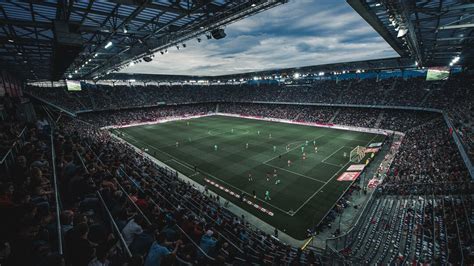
[211,28,226,40]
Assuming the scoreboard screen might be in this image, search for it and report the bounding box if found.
[66,80,82,91]
[426,67,449,81]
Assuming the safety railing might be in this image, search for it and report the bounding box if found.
[118,164,246,258]
[0,126,27,178]
[116,168,220,262]
[96,191,133,258]
[44,111,65,263]
[325,190,382,255]
[114,166,217,262]
[75,150,133,259]
[112,178,198,265]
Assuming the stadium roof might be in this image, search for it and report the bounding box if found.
[102,56,415,82]
[349,0,474,67]
[2,0,472,82]
[0,0,287,81]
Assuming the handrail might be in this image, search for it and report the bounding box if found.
[116,168,218,261]
[43,105,55,125]
[119,165,246,257]
[113,178,153,226]
[0,126,27,164]
[96,191,133,258]
[25,92,77,117]
[50,124,64,256]
[81,143,154,227]
[451,198,465,265]
[75,151,89,174]
[74,150,133,259]
[325,190,381,253]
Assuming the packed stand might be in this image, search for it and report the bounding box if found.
[0,112,63,265]
[25,75,474,159]
[383,119,470,190]
[79,104,215,128]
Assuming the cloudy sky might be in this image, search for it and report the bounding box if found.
[122,0,398,76]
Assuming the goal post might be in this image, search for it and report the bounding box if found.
[349,146,366,163]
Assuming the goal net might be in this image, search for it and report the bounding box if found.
[349,146,366,163]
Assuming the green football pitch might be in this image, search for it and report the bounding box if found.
[113,115,385,240]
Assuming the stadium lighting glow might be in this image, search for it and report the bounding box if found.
[449,56,460,66]
[253,76,259,80]
[293,73,300,79]
[104,41,113,49]
[68,74,72,78]
[74,70,78,73]
[318,72,324,76]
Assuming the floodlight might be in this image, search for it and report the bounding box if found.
[104,41,113,49]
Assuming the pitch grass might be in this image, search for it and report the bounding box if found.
[115,115,385,240]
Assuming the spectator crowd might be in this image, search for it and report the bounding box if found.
[26,73,473,160]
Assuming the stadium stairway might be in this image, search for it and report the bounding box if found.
[335,81,352,103]
[328,108,340,123]
[383,78,397,100]
[374,111,385,128]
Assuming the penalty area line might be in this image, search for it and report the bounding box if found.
[291,159,352,216]
[262,134,326,164]
[291,132,383,216]
[263,163,326,184]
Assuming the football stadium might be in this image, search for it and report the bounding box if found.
[0,1,473,265]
